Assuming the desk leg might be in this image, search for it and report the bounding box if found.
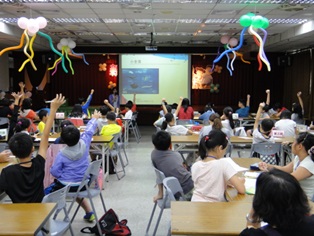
[124,120,129,147]
[280,145,284,166]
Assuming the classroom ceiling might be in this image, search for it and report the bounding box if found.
[0,0,314,53]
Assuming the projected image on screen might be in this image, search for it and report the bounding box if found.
[122,68,159,94]
[120,54,190,105]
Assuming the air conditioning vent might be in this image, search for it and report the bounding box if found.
[279,4,307,11]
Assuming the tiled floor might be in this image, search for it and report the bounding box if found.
[66,126,251,236]
[67,126,171,236]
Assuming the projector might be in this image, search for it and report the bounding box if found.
[145,46,158,51]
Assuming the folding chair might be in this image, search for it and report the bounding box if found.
[37,185,74,236]
[234,127,250,157]
[128,112,141,143]
[109,132,126,180]
[116,131,129,167]
[145,168,166,236]
[67,118,84,127]
[250,143,282,165]
[162,177,186,236]
[66,160,106,235]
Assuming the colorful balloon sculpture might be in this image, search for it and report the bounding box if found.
[0,17,88,75]
[48,38,89,75]
[213,13,270,76]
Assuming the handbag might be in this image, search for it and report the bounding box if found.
[81,208,131,236]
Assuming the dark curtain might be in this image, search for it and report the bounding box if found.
[25,56,47,88]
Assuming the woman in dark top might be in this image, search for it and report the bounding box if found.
[240,169,314,236]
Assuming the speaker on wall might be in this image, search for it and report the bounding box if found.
[277,56,292,67]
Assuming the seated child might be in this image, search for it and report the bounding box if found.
[0,94,65,203]
[14,118,31,135]
[50,109,101,222]
[151,131,194,201]
[274,110,296,137]
[191,129,245,202]
[19,98,39,133]
[161,113,193,136]
[37,109,48,134]
[100,111,122,141]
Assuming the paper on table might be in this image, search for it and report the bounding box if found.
[245,177,256,195]
[244,172,261,178]
[224,157,249,172]
[34,138,57,142]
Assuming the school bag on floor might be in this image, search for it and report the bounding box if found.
[81,208,131,236]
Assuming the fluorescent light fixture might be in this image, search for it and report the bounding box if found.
[52,18,100,23]
[177,19,203,24]
[269,18,308,24]
[204,19,237,24]
[0,18,16,24]
[103,19,127,23]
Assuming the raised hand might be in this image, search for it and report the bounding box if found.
[92,110,101,119]
[50,94,66,111]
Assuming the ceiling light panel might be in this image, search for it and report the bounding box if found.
[102,18,127,23]
[52,18,100,23]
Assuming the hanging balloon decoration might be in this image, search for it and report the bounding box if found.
[212,13,270,76]
[0,16,48,72]
[0,17,88,74]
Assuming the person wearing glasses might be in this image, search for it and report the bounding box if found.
[259,132,314,199]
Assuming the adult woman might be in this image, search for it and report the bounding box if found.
[191,129,245,202]
[108,88,120,110]
[240,169,314,236]
[221,106,235,136]
[177,98,194,120]
[161,113,193,136]
[259,132,314,199]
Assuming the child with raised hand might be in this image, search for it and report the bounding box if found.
[0,94,65,203]
[292,91,304,124]
[252,102,274,144]
[161,113,193,135]
[191,129,245,202]
[79,89,94,118]
[235,94,250,118]
[50,109,102,222]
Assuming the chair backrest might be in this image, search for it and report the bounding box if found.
[44,144,66,189]
[224,141,233,157]
[154,167,166,185]
[250,143,282,156]
[132,111,138,120]
[42,185,70,212]
[85,160,102,189]
[163,177,186,202]
[68,118,84,127]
